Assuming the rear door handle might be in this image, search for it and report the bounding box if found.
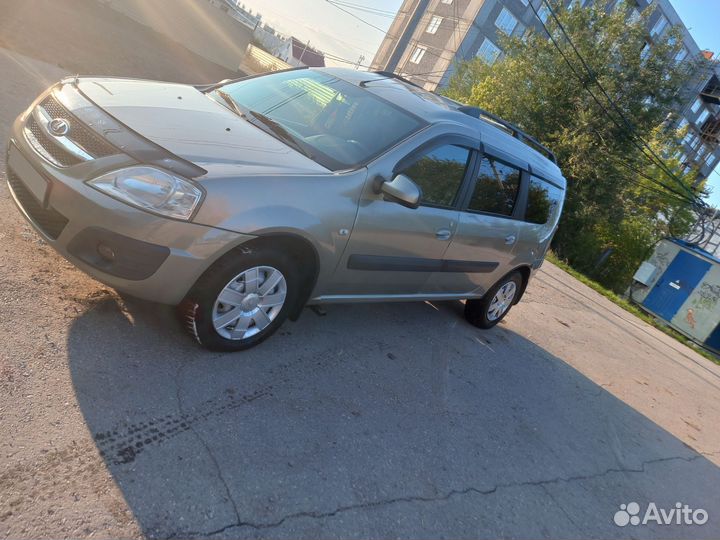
[436,228,452,241]
[505,234,517,245]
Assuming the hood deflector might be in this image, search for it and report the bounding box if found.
[56,78,207,178]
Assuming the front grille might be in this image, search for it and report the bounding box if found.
[40,95,117,158]
[23,95,118,167]
[26,116,82,167]
[7,169,69,239]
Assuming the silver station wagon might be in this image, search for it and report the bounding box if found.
[6,67,566,351]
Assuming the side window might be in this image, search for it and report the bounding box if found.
[467,156,521,216]
[526,176,563,225]
[401,145,471,208]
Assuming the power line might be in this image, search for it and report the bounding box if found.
[324,0,391,34]
[527,0,704,211]
[328,0,700,206]
[324,0,461,70]
[330,1,397,15]
[538,0,702,205]
[323,51,372,68]
[329,0,397,19]
[473,2,695,205]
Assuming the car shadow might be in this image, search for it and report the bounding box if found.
[66,296,720,539]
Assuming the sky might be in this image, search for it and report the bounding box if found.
[241,0,401,66]
[243,0,720,206]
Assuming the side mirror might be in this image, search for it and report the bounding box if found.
[379,174,422,209]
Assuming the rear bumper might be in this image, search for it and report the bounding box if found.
[6,135,254,305]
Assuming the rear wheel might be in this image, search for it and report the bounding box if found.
[464,272,522,329]
[180,248,298,351]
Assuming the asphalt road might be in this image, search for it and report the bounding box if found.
[1,43,720,540]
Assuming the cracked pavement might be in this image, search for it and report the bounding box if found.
[2,37,720,540]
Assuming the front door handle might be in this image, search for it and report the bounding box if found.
[436,228,452,241]
[505,234,517,245]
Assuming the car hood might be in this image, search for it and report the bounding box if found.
[76,78,329,177]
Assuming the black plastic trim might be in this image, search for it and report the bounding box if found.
[67,227,170,280]
[348,254,498,273]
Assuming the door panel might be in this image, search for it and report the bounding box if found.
[327,140,475,296]
[428,212,520,294]
[328,195,460,295]
[643,251,710,320]
[427,154,524,295]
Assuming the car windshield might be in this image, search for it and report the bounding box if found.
[210,70,425,171]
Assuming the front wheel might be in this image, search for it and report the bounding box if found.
[180,248,299,351]
[464,272,522,329]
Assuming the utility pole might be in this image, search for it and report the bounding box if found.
[355,54,365,70]
[299,40,310,65]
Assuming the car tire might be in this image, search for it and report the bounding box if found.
[464,271,523,329]
[179,247,299,352]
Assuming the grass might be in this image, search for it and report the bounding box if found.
[545,252,720,366]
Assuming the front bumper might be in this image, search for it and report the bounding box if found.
[6,133,254,305]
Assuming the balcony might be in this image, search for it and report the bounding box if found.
[700,74,720,106]
[699,114,720,144]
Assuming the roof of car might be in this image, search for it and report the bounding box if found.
[318,67,566,189]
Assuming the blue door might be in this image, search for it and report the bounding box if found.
[705,323,720,353]
[643,251,711,320]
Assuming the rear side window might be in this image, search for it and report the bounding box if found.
[468,156,521,216]
[401,144,471,207]
[526,176,563,224]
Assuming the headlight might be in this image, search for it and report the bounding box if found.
[88,166,203,220]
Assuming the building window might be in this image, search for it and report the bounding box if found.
[537,4,550,23]
[426,16,442,34]
[629,8,640,23]
[690,98,702,113]
[683,130,697,147]
[440,0,453,3]
[409,45,426,64]
[697,109,710,125]
[495,7,519,35]
[640,42,650,61]
[476,38,502,64]
[650,14,668,37]
[677,117,688,131]
[674,47,688,63]
[520,0,529,5]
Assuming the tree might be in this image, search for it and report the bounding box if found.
[444,0,704,291]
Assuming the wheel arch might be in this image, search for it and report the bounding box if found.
[511,265,532,305]
[237,233,320,320]
[485,265,532,305]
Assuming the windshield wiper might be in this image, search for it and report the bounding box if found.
[213,89,248,118]
[212,91,315,160]
[246,110,315,160]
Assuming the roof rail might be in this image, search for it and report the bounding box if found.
[373,71,423,88]
[457,106,557,164]
[359,70,424,88]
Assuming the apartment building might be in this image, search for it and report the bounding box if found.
[370,0,720,185]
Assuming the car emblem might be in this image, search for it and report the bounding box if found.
[48,118,70,137]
